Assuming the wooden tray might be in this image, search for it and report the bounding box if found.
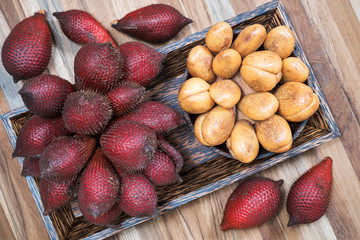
[1,1,340,239]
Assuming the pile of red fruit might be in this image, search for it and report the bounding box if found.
[2,5,191,226]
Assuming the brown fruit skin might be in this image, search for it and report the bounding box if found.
[221,177,284,230]
[205,22,233,54]
[232,24,266,58]
[21,157,41,177]
[194,113,210,146]
[2,11,52,82]
[209,79,241,108]
[238,92,279,121]
[18,74,74,118]
[212,49,242,79]
[264,26,295,59]
[282,57,309,83]
[74,43,123,93]
[287,157,333,226]
[187,45,216,83]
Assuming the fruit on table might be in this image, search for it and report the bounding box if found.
[21,157,41,177]
[264,25,295,59]
[232,24,267,58]
[240,50,282,91]
[1,10,52,83]
[178,77,215,114]
[40,136,96,181]
[238,92,279,121]
[256,114,293,153]
[221,177,284,230]
[106,81,145,116]
[186,45,216,83]
[226,120,259,163]
[209,79,241,108]
[118,41,166,86]
[18,74,74,118]
[13,115,69,158]
[205,21,233,54]
[212,49,242,79]
[62,91,113,135]
[74,43,123,93]
[282,57,309,83]
[194,106,236,146]
[78,149,120,218]
[287,157,333,226]
[53,10,116,46]
[275,82,320,122]
[111,4,192,44]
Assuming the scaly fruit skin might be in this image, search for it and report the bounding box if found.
[79,148,120,218]
[40,178,76,215]
[112,4,192,44]
[106,81,145,116]
[40,136,96,181]
[101,121,158,172]
[119,173,157,218]
[75,43,123,93]
[142,151,182,186]
[21,157,41,177]
[62,91,113,135]
[221,177,284,231]
[287,157,333,226]
[121,101,185,134]
[158,136,183,173]
[81,202,122,226]
[19,74,74,118]
[118,41,166,86]
[1,10,52,82]
[53,10,116,46]
[13,115,69,158]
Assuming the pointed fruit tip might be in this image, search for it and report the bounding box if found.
[111,20,118,27]
[13,77,20,83]
[287,217,298,227]
[52,12,61,18]
[36,10,46,15]
[276,179,284,187]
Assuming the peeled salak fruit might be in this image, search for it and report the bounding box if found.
[21,157,41,177]
[142,151,182,186]
[106,81,145,116]
[40,136,96,181]
[121,101,185,134]
[40,178,76,215]
[62,91,113,135]
[100,121,157,172]
[79,148,120,218]
[1,10,52,82]
[221,177,284,230]
[118,41,166,86]
[287,157,333,226]
[81,202,122,226]
[13,115,69,158]
[53,10,116,46]
[111,4,192,44]
[118,173,157,218]
[75,43,123,93]
[18,74,74,118]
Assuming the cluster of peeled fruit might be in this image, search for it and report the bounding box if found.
[178,22,320,163]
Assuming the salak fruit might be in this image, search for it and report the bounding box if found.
[21,157,41,177]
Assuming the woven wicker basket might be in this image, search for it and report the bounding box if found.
[1,1,340,239]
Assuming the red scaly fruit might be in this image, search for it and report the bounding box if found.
[18,74,74,118]
[74,43,123,93]
[106,81,145,116]
[13,115,70,158]
[62,91,113,135]
[119,173,157,218]
[111,4,192,44]
[40,136,96,181]
[78,148,120,218]
[221,177,284,231]
[101,121,157,172]
[142,151,182,186]
[286,157,333,226]
[53,10,116,46]
[121,101,185,134]
[81,202,122,226]
[158,136,183,173]
[40,178,76,215]
[1,10,52,82]
[21,157,41,177]
[118,41,166,86]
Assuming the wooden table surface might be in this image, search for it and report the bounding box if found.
[1,0,360,239]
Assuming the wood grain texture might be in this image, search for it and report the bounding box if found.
[0,0,359,240]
